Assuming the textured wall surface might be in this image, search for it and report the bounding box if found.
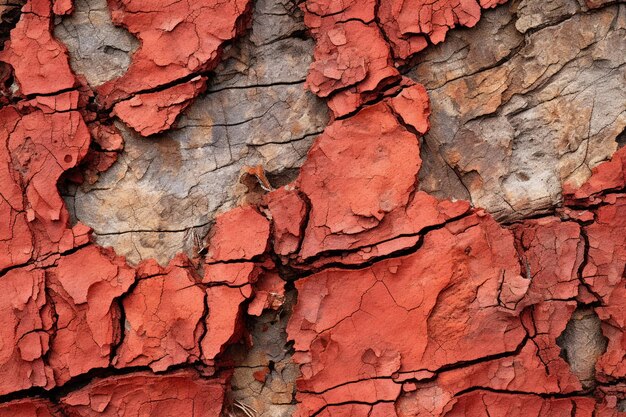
[0,0,625,416]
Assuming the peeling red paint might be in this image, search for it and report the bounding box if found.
[96,0,251,105]
[111,76,207,136]
[0,0,75,96]
[1,0,625,415]
[47,246,136,385]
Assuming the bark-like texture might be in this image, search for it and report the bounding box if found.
[413,1,626,221]
[1,0,625,416]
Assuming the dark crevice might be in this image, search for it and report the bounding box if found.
[108,272,145,364]
[299,327,531,397]
[265,167,301,189]
[309,399,396,417]
[616,127,626,149]
[94,221,212,236]
[0,0,25,50]
[0,363,212,405]
[452,385,594,400]
[576,228,604,303]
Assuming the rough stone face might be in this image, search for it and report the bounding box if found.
[46,246,136,385]
[65,0,328,264]
[557,308,608,389]
[60,371,226,416]
[411,3,626,221]
[227,288,297,417]
[2,0,626,416]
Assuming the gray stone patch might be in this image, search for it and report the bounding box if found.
[63,0,328,265]
[54,0,138,87]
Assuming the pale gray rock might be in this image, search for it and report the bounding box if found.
[514,0,580,33]
[411,3,626,222]
[62,0,328,265]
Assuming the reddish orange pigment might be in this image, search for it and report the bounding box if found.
[1,0,625,415]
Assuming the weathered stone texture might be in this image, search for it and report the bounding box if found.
[64,0,328,264]
[54,0,139,87]
[1,0,626,416]
[412,2,626,221]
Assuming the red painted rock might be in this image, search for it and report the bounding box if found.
[265,187,307,256]
[595,385,626,417]
[295,85,462,261]
[301,0,402,116]
[203,262,259,286]
[287,214,529,416]
[115,255,203,371]
[296,96,419,257]
[96,0,251,107]
[46,245,135,385]
[377,2,428,64]
[564,147,626,204]
[2,0,625,415]
[198,206,271,365]
[202,285,249,365]
[299,193,469,269]
[112,76,207,136]
[307,21,399,116]
[583,196,626,382]
[52,0,73,15]
[379,0,508,49]
[60,370,226,416]
[423,392,595,417]
[0,107,34,271]
[397,302,581,416]
[0,92,91,269]
[77,123,125,184]
[0,266,54,395]
[205,206,270,262]
[301,0,508,114]
[248,271,286,316]
[512,217,584,305]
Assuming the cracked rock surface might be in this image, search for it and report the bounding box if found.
[63,0,328,264]
[1,0,626,416]
[412,1,626,221]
